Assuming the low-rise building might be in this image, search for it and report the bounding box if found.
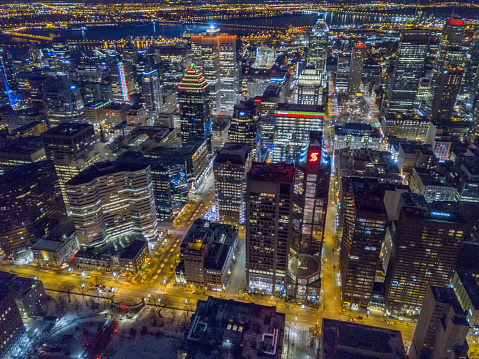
[6,121,48,139]
[105,126,176,157]
[335,148,403,187]
[409,167,458,203]
[397,143,435,175]
[31,220,79,267]
[381,114,430,142]
[287,254,321,303]
[118,239,149,273]
[179,297,285,359]
[75,236,150,274]
[175,219,238,291]
[333,123,382,152]
[321,318,406,359]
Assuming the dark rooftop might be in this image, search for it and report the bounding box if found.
[0,136,44,155]
[41,122,93,137]
[119,239,148,260]
[429,286,467,321]
[0,160,52,185]
[215,143,251,165]
[248,162,296,183]
[181,297,285,359]
[322,318,406,359]
[275,102,325,114]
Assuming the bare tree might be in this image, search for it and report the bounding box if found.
[60,281,76,302]
[150,293,173,319]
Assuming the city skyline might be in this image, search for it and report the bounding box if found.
[0,2,479,358]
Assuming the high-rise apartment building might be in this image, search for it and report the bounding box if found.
[272,103,325,163]
[0,161,66,257]
[142,69,163,120]
[178,63,211,145]
[387,29,430,116]
[213,143,252,224]
[340,177,388,309]
[66,160,158,247]
[309,15,329,71]
[348,44,366,93]
[246,162,297,294]
[191,32,238,114]
[229,99,259,155]
[409,286,469,359]
[384,202,468,313]
[41,123,100,205]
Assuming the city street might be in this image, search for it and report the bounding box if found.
[0,117,419,356]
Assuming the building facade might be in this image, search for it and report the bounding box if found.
[0,161,66,257]
[213,143,252,224]
[340,178,388,309]
[385,204,469,313]
[246,162,297,294]
[409,286,469,359]
[41,123,100,205]
[272,103,325,163]
[66,161,158,247]
[387,30,430,116]
[178,63,211,146]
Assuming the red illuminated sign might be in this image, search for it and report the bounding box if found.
[446,18,464,25]
[309,151,320,162]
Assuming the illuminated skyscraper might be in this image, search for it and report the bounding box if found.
[246,162,297,294]
[213,143,252,224]
[0,161,66,257]
[387,29,430,116]
[335,55,350,92]
[340,177,388,309]
[229,99,259,156]
[66,160,158,247]
[295,69,326,106]
[43,75,86,127]
[191,32,238,114]
[430,66,463,120]
[272,103,325,163]
[309,15,329,71]
[112,61,137,104]
[294,132,330,257]
[384,202,468,313]
[41,123,100,206]
[409,286,469,359]
[141,69,163,120]
[178,63,211,145]
[0,289,26,359]
[428,18,466,120]
[348,44,366,93]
